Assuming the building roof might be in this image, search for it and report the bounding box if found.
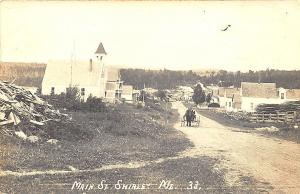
[106,67,121,81]
[106,82,116,90]
[286,89,300,100]
[123,85,133,95]
[95,42,107,55]
[217,87,225,97]
[217,87,240,98]
[225,88,240,98]
[42,60,102,87]
[241,82,277,98]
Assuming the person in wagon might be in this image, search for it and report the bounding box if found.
[191,109,196,121]
[184,107,194,127]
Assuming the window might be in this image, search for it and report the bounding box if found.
[51,87,55,95]
[115,92,121,98]
[250,103,254,110]
[81,88,85,96]
[281,93,284,99]
[229,102,231,107]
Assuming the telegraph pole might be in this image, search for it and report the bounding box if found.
[0,2,2,62]
[70,39,76,87]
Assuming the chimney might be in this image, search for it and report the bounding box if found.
[89,59,93,71]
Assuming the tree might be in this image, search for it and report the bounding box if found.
[65,87,81,110]
[156,90,167,101]
[84,95,106,112]
[206,93,212,103]
[192,84,206,105]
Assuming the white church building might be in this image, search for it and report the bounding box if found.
[42,43,128,102]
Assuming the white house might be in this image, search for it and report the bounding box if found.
[214,82,300,112]
[122,85,134,102]
[286,89,300,100]
[216,87,240,111]
[104,68,123,103]
[42,43,128,102]
[240,82,290,112]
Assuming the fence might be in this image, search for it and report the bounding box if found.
[249,111,300,123]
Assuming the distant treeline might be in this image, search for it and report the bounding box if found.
[120,69,201,89]
[0,62,46,87]
[1,62,299,90]
[204,69,300,89]
[120,68,300,89]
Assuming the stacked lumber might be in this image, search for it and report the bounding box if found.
[282,101,300,111]
[252,101,300,123]
[255,104,281,113]
[256,101,300,113]
[0,81,68,127]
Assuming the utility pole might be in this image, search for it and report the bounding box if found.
[165,100,168,126]
[142,83,145,104]
[70,39,76,87]
[0,3,2,62]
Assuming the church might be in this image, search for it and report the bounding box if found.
[41,43,126,103]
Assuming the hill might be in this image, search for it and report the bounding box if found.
[0,62,46,88]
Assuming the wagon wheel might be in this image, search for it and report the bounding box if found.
[197,117,200,127]
[181,118,185,127]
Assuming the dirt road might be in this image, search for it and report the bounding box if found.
[173,101,300,194]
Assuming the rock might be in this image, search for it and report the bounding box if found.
[47,139,59,144]
[255,126,279,132]
[294,125,299,129]
[67,165,77,171]
[28,136,39,143]
[15,131,27,140]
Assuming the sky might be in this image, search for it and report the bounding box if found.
[0,1,300,71]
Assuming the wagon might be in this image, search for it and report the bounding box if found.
[181,115,200,127]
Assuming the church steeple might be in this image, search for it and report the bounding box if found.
[95,42,107,61]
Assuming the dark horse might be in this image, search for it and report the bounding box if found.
[184,108,195,127]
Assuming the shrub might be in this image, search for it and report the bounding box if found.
[42,88,105,112]
[84,95,106,112]
[208,103,220,108]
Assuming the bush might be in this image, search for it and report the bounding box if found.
[83,95,106,112]
[208,103,220,108]
[42,88,105,112]
[155,90,167,101]
[136,102,144,109]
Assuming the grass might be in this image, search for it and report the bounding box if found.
[0,102,192,171]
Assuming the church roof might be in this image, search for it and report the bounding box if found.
[42,60,102,87]
[95,42,107,55]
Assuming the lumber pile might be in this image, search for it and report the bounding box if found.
[251,101,300,123]
[256,101,300,113]
[0,81,68,127]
